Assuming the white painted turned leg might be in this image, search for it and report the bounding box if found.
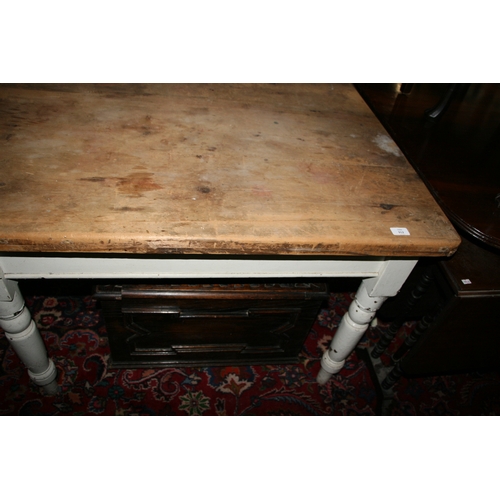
[0,270,58,395]
[317,259,417,385]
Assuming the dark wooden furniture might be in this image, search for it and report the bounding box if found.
[378,235,500,377]
[355,83,500,378]
[401,236,500,375]
[95,281,329,367]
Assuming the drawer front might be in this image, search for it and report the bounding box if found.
[96,282,328,367]
[126,306,303,353]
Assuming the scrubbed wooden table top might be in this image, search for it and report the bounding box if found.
[0,83,460,257]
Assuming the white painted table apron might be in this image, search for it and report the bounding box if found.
[0,255,416,394]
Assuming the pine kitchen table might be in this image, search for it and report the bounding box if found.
[0,84,460,393]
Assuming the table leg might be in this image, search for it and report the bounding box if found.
[0,270,58,394]
[317,259,417,384]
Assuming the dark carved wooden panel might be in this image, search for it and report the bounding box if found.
[95,282,328,367]
[377,235,500,375]
[400,235,500,375]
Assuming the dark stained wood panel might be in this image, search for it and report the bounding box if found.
[95,282,329,367]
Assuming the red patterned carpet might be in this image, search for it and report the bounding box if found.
[1,288,499,416]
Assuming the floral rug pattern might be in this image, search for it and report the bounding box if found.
[1,292,499,415]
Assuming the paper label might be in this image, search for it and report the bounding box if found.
[390,227,410,236]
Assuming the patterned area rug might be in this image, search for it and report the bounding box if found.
[1,291,499,415]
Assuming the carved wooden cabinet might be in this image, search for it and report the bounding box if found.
[95,282,328,367]
[400,236,500,375]
[377,235,500,375]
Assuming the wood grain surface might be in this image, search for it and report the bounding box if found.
[0,84,460,257]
